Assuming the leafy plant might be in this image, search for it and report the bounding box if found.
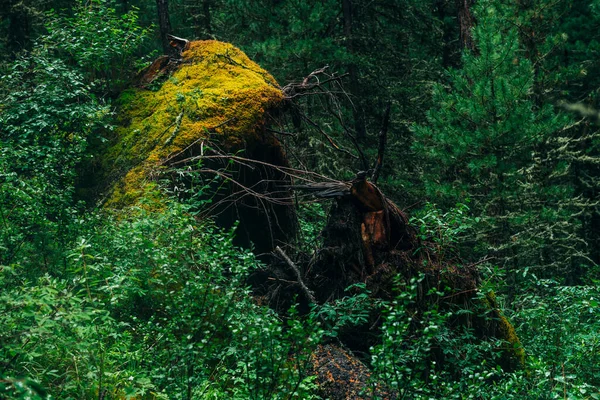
[314,283,373,338]
[44,0,152,94]
[411,201,477,260]
[1,200,323,398]
[297,201,327,253]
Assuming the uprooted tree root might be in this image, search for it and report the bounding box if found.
[254,177,524,399]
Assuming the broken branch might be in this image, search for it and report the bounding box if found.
[275,246,317,304]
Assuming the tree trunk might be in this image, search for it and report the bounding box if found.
[436,0,455,68]
[272,178,525,372]
[342,0,367,141]
[457,0,476,52]
[4,0,31,56]
[156,0,173,55]
[203,0,213,35]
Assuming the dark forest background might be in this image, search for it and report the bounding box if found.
[1,0,600,398]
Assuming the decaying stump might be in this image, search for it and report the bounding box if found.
[95,37,524,397]
[306,176,416,302]
[261,176,524,398]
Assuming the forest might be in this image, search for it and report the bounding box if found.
[1,0,600,398]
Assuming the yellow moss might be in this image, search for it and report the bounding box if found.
[103,40,283,208]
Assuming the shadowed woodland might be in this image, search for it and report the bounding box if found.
[1,0,600,399]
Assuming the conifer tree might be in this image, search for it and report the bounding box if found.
[413,0,594,288]
[513,0,600,272]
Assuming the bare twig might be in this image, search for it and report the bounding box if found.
[275,246,317,304]
[281,65,348,99]
[302,114,358,159]
[266,127,296,137]
[160,117,236,165]
[325,103,369,170]
[172,153,343,185]
[164,108,185,146]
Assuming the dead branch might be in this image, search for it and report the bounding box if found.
[288,181,351,198]
[167,34,190,54]
[171,150,343,184]
[302,114,358,159]
[164,109,185,146]
[281,66,348,99]
[275,246,317,304]
[193,168,293,206]
[282,66,369,173]
[266,127,296,137]
[160,118,237,165]
[325,102,369,170]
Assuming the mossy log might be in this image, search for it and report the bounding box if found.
[99,40,296,252]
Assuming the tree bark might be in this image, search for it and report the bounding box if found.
[3,0,31,56]
[342,0,367,141]
[457,0,476,52]
[203,0,213,35]
[156,0,173,55]
[436,0,456,68]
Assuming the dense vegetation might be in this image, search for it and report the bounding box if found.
[1,0,599,398]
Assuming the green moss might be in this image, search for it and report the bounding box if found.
[103,40,283,208]
[484,291,526,368]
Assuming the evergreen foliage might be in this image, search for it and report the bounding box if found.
[413,0,597,287]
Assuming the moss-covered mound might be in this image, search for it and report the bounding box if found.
[102,40,295,252]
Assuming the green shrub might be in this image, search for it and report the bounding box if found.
[1,201,322,398]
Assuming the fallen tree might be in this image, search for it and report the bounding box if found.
[261,174,524,398]
[256,85,524,397]
[98,38,524,398]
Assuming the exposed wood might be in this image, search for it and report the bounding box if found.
[136,55,171,87]
[350,178,385,212]
[167,34,190,54]
[289,181,350,198]
[282,175,524,372]
[311,344,398,399]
